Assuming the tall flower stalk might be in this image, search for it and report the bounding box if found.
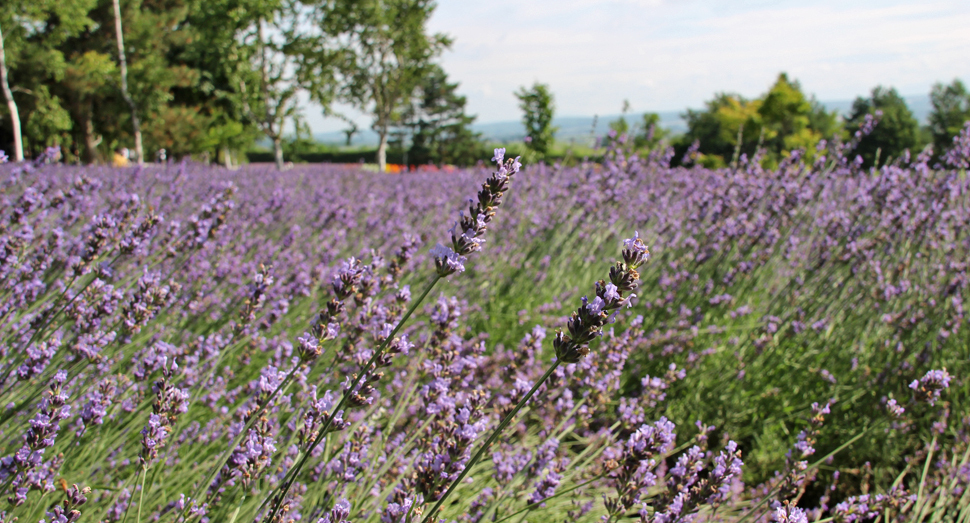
[421,231,650,522]
[262,149,523,522]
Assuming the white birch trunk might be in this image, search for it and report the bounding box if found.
[113,0,144,165]
[0,23,24,162]
[273,137,284,170]
[377,129,388,172]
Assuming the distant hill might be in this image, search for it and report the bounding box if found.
[312,95,933,147]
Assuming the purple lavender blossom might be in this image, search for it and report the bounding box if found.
[886,398,905,417]
[943,121,970,168]
[317,498,351,523]
[909,368,952,405]
[774,504,808,523]
[430,243,466,275]
[0,372,71,505]
[432,148,522,277]
[140,414,168,466]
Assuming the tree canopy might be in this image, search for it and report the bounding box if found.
[846,86,921,167]
[680,73,840,167]
[400,63,483,166]
[515,82,557,159]
[322,0,450,172]
[928,79,970,160]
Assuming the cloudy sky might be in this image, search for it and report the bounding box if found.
[307,0,970,132]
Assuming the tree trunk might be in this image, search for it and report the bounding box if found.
[222,145,233,169]
[0,23,24,162]
[81,109,100,164]
[273,137,284,170]
[377,129,388,172]
[113,0,143,165]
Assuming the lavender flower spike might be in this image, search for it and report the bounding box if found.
[554,232,647,363]
[430,243,467,276]
[909,368,952,405]
[623,231,650,269]
[433,148,522,277]
[774,503,808,523]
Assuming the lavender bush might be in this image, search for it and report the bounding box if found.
[0,125,966,523]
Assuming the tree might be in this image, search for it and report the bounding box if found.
[928,79,970,159]
[681,92,759,167]
[342,120,358,146]
[634,112,668,150]
[62,51,117,163]
[607,99,631,138]
[0,0,97,161]
[402,63,481,166]
[680,73,842,167]
[0,23,23,161]
[323,0,450,172]
[846,86,920,167]
[111,0,142,164]
[758,73,829,155]
[227,0,337,170]
[515,82,556,159]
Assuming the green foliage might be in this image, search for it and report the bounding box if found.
[22,85,72,150]
[515,82,557,159]
[0,0,338,164]
[680,73,842,166]
[928,79,970,159]
[401,64,484,166]
[0,0,96,158]
[846,86,921,167]
[634,112,668,150]
[681,92,757,165]
[323,0,451,172]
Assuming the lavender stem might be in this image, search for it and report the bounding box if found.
[263,274,442,521]
[422,358,563,523]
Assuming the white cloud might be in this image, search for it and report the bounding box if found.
[429,0,970,119]
[303,0,970,131]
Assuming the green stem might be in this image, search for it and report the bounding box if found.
[737,423,878,523]
[137,465,148,523]
[492,473,605,523]
[174,371,297,523]
[228,495,247,523]
[915,434,938,522]
[263,275,441,522]
[421,358,562,523]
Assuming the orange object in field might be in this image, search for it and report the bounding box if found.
[112,152,130,167]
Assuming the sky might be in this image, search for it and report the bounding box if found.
[305,0,970,133]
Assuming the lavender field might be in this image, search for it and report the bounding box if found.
[0,129,968,523]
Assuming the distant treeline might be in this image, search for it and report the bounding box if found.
[0,0,476,171]
[1,0,968,171]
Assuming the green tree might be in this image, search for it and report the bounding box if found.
[323,0,450,172]
[680,92,759,167]
[634,112,668,150]
[226,0,338,170]
[928,79,970,159]
[62,51,117,163]
[846,86,920,167]
[680,73,842,167]
[0,0,96,160]
[0,22,23,161]
[403,63,482,166]
[607,99,631,139]
[758,73,830,155]
[515,82,556,159]
[78,0,204,162]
